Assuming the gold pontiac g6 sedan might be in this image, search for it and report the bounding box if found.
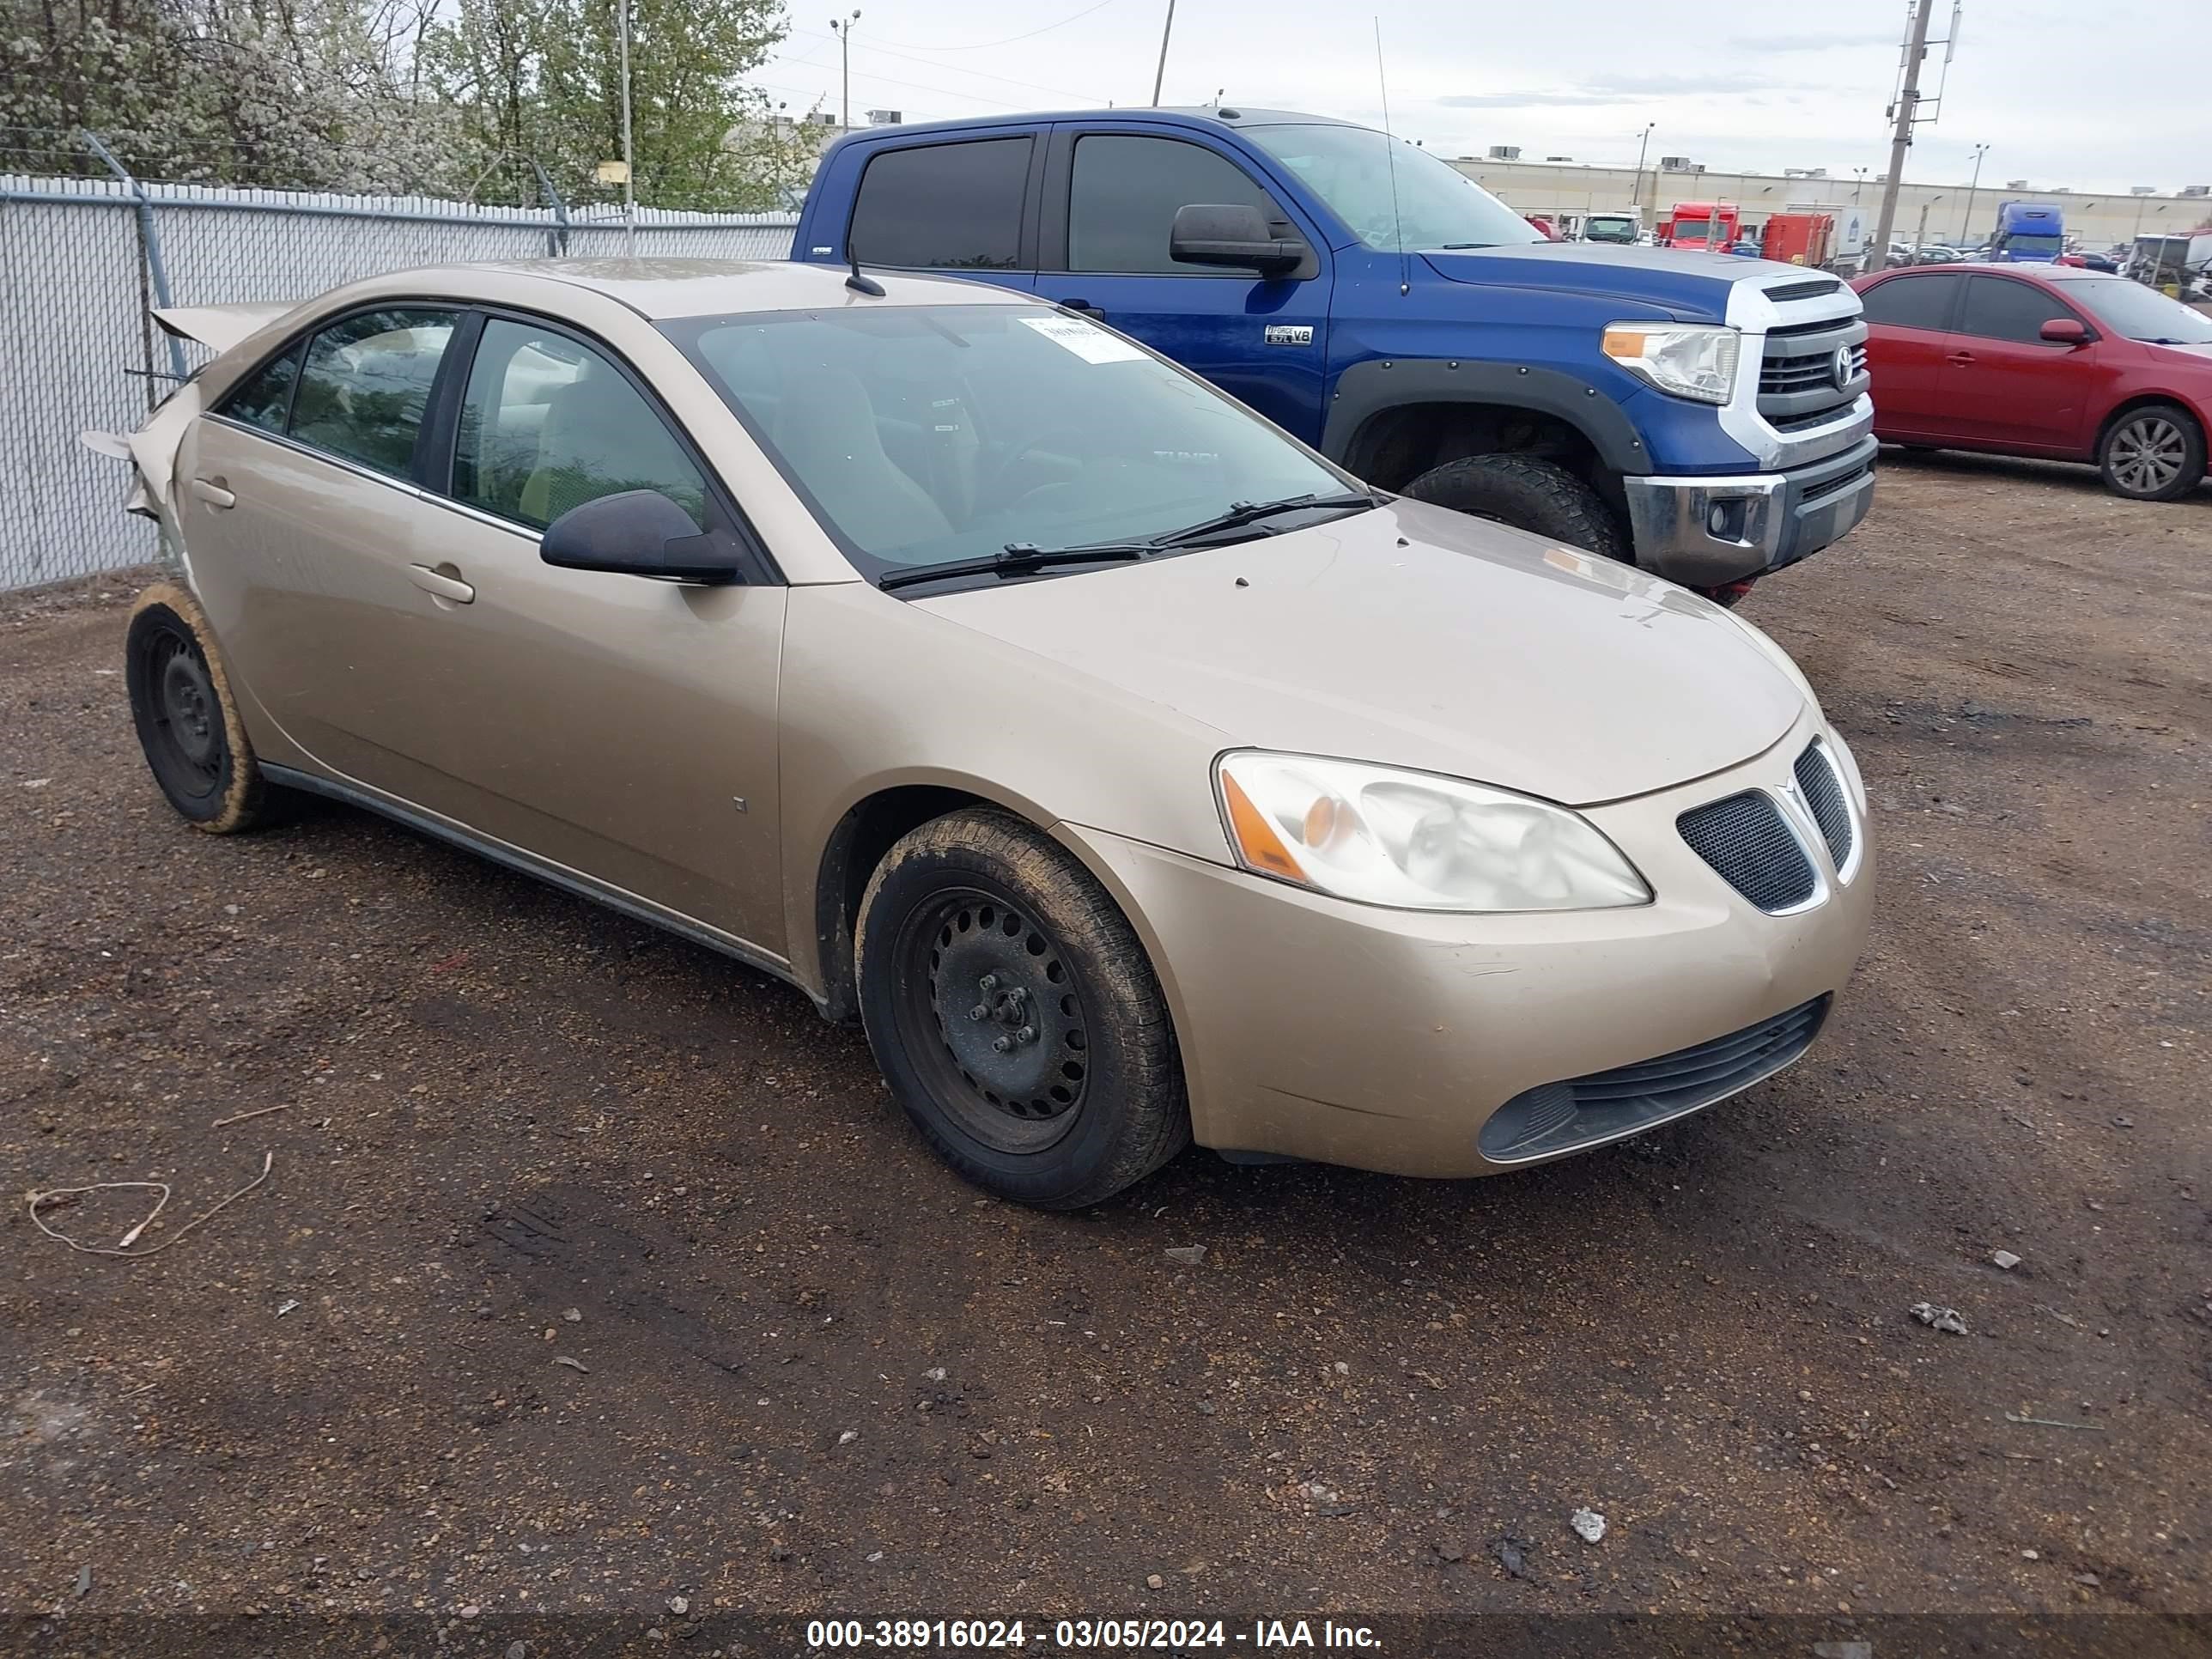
[103,259,1874,1208]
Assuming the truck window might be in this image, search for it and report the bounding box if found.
[850,137,1031,270]
[1067,135,1279,274]
[1957,276,2076,344]
[1859,272,1964,331]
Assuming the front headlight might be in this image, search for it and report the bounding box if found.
[1215,752,1650,913]
[1601,323,1741,404]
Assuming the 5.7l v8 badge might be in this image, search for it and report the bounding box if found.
[1263,325,1315,346]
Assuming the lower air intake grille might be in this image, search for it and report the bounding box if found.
[1793,741,1856,870]
[1678,791,1817,911]
[1480,995,1831,1161]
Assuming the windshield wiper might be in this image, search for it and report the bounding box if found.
[877,541,1147,592]
[1437,241,1498,249]
[1146,491,1378,549]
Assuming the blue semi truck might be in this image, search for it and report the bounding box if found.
[1990,200,2065,262]
[790,106,1877,597]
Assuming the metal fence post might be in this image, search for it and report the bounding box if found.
[80,131,188,385]
[532,161,571,258]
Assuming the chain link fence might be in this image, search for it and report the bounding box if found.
[0,142,799,591]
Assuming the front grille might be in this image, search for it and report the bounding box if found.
[1678,791,1817,911]
[1757,314,1868,427]
[1793,740,1856,870]
[1479,995,1831,1161]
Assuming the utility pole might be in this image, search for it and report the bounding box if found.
[830,10,860,131]
[1149,0,1176,106]
[1630,122,1655,209]
[617,0,635,257]
[1959,142,1988,240]
[1869,0,1937,271]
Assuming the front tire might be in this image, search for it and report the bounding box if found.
[125,582,277,833]
[855,808,1188,1209]
[1401,453,1627,561]
[2099,404,2205,501]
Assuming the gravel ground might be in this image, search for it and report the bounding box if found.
[3,453,2208,1640]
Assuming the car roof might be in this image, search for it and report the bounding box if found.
[362,258,1042,321]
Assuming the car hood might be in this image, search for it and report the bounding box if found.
[2142,339,2212,364]
[911,501,1807,807]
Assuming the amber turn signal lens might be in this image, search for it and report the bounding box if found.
[1221,772,1305,882]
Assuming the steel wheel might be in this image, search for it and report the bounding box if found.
[890,884,1091,1155]
[2109,416,2186,495]
[131,621,225,807]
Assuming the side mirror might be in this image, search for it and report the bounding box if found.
[1169,203,1310,277]
[539,489,743,584]
[2039,317,2089,345]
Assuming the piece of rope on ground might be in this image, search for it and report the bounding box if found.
[27,1152,274,1258]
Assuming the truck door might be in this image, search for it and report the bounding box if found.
[1031,125,1333,444]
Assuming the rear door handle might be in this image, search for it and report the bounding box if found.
[1946,351,1975,366]
[408,563,476,605]
[1059,298,1102,314]
[189,476,235,508]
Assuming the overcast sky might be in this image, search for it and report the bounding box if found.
[757,0,2210,194]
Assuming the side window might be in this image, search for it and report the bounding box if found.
[1069,135,1281,274]
[452,318,708,532]
[219,341,304,433]
[290,308,459,476]
[849,137,1031,270]
[1959,276,2077,344]
[1858,273,1962,331]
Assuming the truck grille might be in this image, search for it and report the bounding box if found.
[1791,740,1856,871]
[1478,995,1831,1161]
[1678,791,1817,912]
[1758,315,1869,427]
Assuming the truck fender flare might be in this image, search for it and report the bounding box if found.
[1320,360,1654,479]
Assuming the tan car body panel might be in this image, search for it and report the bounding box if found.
[137,258,1873,1178]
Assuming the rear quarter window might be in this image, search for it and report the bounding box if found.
[848,137,1032,270]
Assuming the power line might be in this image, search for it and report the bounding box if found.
[782,27,1103,104]
[862,0,1120,52]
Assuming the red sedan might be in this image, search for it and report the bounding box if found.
[1850,262,2212,501]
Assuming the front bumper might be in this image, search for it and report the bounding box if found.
[1622,434,1880,588]
[1059,713,1874,1180]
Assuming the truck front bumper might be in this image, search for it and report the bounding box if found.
[1621,434,1880,588]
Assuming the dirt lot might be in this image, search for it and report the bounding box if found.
[3,453,2208,1643]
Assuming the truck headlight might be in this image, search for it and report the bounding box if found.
[1215,752,1650,913]
[1601,323,1741,404]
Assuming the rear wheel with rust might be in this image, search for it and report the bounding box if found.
[855,808,1188,1209]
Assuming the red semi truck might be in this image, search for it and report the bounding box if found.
[1658,201,1742,251]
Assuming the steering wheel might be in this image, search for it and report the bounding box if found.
[982,424,1148,508]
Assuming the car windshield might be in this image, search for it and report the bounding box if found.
[2062,276,2212,343]
[1243,123,1541,252]
[663,305,1358,580]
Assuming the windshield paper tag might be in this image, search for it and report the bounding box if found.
[1020,315,1147,363]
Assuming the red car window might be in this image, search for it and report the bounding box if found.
[1861,273,1965,331]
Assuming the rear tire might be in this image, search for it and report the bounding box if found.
[855,808,1188,1209]
[2099,404,2204,501]
[1401,453,1627,561]
[125,582,278,833]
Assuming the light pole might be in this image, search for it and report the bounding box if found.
[1959,143,1989,242]
[617,0,635,256]
[1149,0,1176,106]
[1630,121,1655,210]
[830,10,860,131]
[1852,165,1867,203]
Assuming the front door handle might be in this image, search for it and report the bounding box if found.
[1946,351,1976,366]
[408,563,476,605]
[190,476,235,508]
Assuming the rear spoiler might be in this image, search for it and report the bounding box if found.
[151,301,296,356]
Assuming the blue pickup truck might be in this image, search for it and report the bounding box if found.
[791,106,1877,596]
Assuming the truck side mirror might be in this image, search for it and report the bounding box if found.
[2039,318,2089,345]
[1169,204,1310,277]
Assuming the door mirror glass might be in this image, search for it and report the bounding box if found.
[539,489,741,584]
[1169,204,1310,276]
[2039,317,2089,344]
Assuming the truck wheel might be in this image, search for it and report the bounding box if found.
[2099,404,2204,501]
[1401,453,1627,561]
[125,582,282,833]
[855,807,1190,1210]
